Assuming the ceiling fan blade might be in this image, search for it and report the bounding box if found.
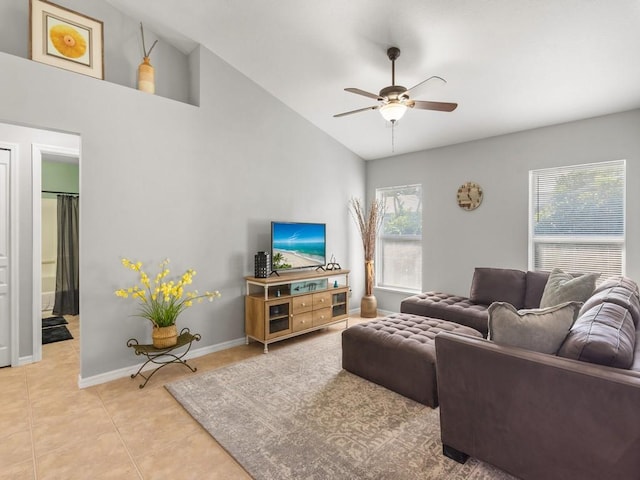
[405,76,446,96]
[408,100,458,112]
[345,88,380,100]
[333,105,379,118]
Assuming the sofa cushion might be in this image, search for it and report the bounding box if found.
[488,301,582,354]
[558,302,636,369]
[400,292,489,336]
[540,268,599,308]
[593,276,638,295]
[524,270,551,309]
[469,267,527,309]
[582,276,640,326]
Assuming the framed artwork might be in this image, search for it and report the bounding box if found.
[29,0,104,79]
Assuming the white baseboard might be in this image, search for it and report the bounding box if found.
[77,336,247,389]
[17,355,33,366]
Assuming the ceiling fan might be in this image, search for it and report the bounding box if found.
[334,47,458,123]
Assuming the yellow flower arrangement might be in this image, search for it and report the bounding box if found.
[115,258,221,328]
[49,24,87,59]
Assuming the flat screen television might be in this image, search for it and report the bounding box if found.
[271,222,326,271]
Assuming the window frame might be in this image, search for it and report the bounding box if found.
[375,184,423,293]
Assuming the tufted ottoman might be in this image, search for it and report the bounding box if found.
[342,313,482,407]
[401,292,490,336]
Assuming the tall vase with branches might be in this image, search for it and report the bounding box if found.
[350,197,384,317]
[138,23,158,94]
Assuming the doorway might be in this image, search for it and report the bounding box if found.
[41,156,80,314]
[32,144,80,362]
[41,156,79,347]
[0,122,79,366]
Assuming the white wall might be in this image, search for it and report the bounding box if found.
[368,109,640,312]
[0,41,363,380]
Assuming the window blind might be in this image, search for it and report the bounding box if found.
[530,160,625,280]
[376,184,422,291]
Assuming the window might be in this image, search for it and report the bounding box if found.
[376,184,422,291]
[529,160,625,278]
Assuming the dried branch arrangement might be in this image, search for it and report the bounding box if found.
[349,197,384,261]
[140,23,158,58]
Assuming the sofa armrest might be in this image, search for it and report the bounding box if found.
[435,332,640,480]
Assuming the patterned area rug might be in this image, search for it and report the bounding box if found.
[166,332,516,480]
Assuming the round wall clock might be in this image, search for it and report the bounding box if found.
[457,181,483,211]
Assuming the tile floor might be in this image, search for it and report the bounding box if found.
[1,315,365,479]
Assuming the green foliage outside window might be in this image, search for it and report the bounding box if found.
[379,185,422,236]
[534,166,624,235]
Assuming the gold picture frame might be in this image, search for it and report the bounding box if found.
[29,0,104,79]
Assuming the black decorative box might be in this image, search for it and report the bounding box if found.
[254,251,270,278]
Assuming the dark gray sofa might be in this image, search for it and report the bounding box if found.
[435,275,640,480]
[401,267,551,336]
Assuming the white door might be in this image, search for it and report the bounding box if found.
[0,148,11,366]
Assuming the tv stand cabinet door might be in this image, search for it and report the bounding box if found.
[265,299,292,339]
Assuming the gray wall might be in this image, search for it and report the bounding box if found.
[368,109,640,312]
[0,12,364,379]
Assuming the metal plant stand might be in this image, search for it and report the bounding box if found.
[127,328,201,388]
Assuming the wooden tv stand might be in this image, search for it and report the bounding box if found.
[244,269,350,353]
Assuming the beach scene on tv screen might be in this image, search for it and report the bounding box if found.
[272,223,325,270]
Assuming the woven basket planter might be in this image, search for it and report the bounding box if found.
[152,324,178,348]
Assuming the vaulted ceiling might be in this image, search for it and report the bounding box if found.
[106,0,640,160]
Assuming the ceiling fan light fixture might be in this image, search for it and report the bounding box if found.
[379,101,407,123]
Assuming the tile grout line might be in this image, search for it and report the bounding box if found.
[64,315,145,477]
[95,388,145,479]
[25,368,39,480]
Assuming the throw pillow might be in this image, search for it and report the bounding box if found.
[488,301,583,354]
[539,268,599,308]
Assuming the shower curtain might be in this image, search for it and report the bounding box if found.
[53,194,79,315]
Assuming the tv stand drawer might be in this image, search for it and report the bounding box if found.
[312,307,332,326]
[292,312,313,332]
[312,292,331,308]
[292,294,313,313]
